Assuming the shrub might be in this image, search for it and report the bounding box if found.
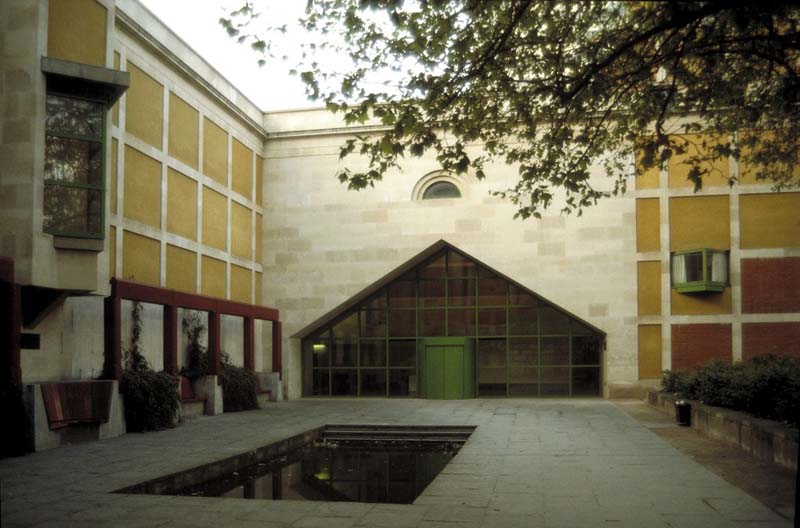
[220,352,258,413]
[181,311,208,381]
[662,355,800,427]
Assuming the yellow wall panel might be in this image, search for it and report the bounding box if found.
[168,93,199,169]
[638,325,662,379]
[108,225,116,278]
[255,213,263,262]
[167,169,197,241]
[636,198,660,253]
[635,138,659,189]
[668,134,730,188]
[739,131,800,184]
[203,118,228,185]
[202,187,227,251]
[740,193,800,249]
[671,288,732,315]
[47,0,107,67]
[201,255,226,298]
[230,265,252,304]
[255,155,264,205]
[231,202,252,259]
[110,138,118,214]
[637,261,661,316]
[125,62,164,150]
[112,51,120,126]
[255,272,262,305]
[166,245,196,293]
[122,231,160,286]
[123,146,162,229]
[231,139,253,199]
[669,195,730,251]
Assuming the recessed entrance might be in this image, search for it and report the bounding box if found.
[422,338,476,399]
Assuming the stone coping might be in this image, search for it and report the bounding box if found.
[648,391,798,472]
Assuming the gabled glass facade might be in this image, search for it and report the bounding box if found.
[302,248,603,397]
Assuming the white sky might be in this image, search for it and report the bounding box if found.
[138,0,320,112]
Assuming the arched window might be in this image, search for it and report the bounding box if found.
[422,181,461,200]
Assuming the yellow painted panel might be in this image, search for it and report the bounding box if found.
[255,155,264,205]
[739,131,800,184]
[636,198,660,253]
[230,265,252,304]
[637,261,661,316]
[110,138,118,214]
[638,325,662,380]
[203,118,228,185]
[671,287,732,315]
[255,272,262,305]
[112,52,120,126]
[167,168,197,241]
[47,0,107,67]
[166,244,196,293]
[232,139,253,199]
[168,93,199,169]
[669,196,730,251]
[202,187,227,251]
[635,137,659,189]
[255,213,263,262]
[231,202,252,259]
[740,193,800,249]
[122,231,160,286]
[126,62,163,150]
[668,134,729,188]
[123,146,162,228]
[201,255,226,299]
[108,225,116,278]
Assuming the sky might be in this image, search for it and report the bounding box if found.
[138,0,319,112]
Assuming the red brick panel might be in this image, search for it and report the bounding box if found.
[741,257,800,314]
[742,322,800,360]
[671,324,732,370]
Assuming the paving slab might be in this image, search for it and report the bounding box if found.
[0,399,791,527]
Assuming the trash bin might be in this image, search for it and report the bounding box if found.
[675,400,691,426]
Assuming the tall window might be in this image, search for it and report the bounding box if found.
[44,93,105,238]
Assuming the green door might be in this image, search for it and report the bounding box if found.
[422,338,476,399]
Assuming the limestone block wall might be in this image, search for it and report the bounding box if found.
[263,109,640,399]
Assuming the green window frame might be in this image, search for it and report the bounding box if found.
[671,248,729,293]
[43,92,106,239]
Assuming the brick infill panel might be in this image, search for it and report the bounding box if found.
[671,323,732,370]
[742,322,800,360]
[741,257,800,314]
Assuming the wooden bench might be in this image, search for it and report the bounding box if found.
[40,380,113,431]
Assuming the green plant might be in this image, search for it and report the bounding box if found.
[181,310,208,381]
[220,352,258,413]
[120,301,179,432]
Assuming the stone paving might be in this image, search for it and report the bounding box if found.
[0,399,791,527]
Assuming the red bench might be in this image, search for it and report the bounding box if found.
[180,376,206,405]
[40,381,114,431]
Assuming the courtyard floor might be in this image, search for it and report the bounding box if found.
[0,398,794,527]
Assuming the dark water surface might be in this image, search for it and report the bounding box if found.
[174,441,459,504]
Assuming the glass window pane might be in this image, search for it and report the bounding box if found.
[478,278,506,306]
[389,369,417,397]
[389,309,416,337]
[332,341,357,367]
[448,279,475,306]
[360,340,386,367]
[711,252,728,283]
[540,367,569,395]
[539,307,570,335]
[684,252,703,282]
[420,310,445,336]
[422,181,461,199]
[447,251,476,277]
[363,293,387,311]
[571,320,595,335]
[448,308,475,336]
[45,136,102,186]
[43,186,102,235]
[420,255,446,278]
[509,366,538,396]
[572,336,601,365]
[508,308,537,335]
[360,309,386,338]
[509,337,537,365]
[478,308,506,336]
[419,280,445,307]
[509,285,537,306]
[540,337,569,365]
[46,95,104,138]
[331,370,357,396]
[332,313,358,340]
[478,339,506,396]
[572,367,601,396]
[312,369,330,396]
[388,280,416,308]
[360,370,387,396]
[389,340,416,367]
[307,337,330,368]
